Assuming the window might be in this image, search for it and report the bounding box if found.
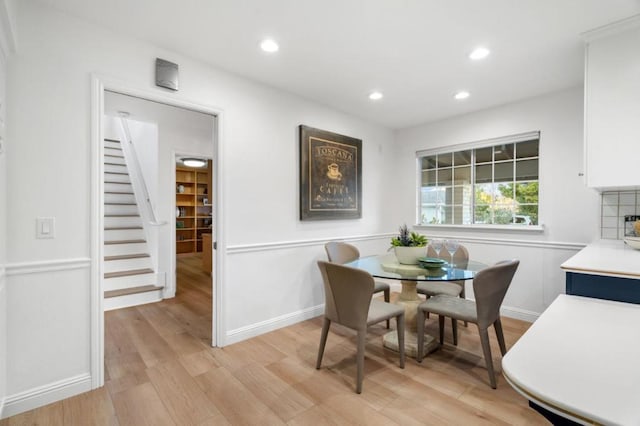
[418,132,539,226]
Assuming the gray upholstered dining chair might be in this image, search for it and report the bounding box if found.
[417,244,470,326]
[416,259,520,389]
[325,241,392,328]
[316,261,405,394]
[417,244,469,299]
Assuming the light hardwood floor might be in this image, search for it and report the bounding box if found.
[1,254,547,425]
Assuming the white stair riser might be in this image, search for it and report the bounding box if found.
[104,257,152,273]
[104,272,157,291]
[105,228,144,241]
[105,182,133,193]
[104,140,121,150]
[104,242,148,257]
[105,163,128,174]
[104,146,122,155]
[104,155,125,165]
[105,193,136,204]
[105,204,139,216]
[104,216,142,228]
[104,173,130,184]
[104,289,163,311]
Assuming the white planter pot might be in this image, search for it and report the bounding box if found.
[394,246,427,265]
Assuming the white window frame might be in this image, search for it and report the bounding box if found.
[415,131,544,231]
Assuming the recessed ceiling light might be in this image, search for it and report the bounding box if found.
[469,47,490,60]
[369,91,383,100]
[260,39,279,53]
[454,91,470,100]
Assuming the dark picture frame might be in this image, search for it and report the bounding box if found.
[299,125,362,220]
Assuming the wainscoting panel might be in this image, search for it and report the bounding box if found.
[224,234,585,343]
[2,258,91,418]
[0,265,6,419]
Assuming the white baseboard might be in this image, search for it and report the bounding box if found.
[500,305,539,323]
[2,373,91,419]
[0,396,5,419]
[225,304,324,346]
[103,289,163,311]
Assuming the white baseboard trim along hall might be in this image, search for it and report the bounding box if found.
[226,304,325,346]
[1,374,92,419]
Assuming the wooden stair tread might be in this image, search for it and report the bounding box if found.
[105,214,140,217]
[105,285,163,299]
[105,239,146,245]
[105,202,136,205]
[105,253,150,261]
[105,191,134,194]
[105,162,127,166]
[104,171,129,176]
[104,138,121,143]
[104,268,154,279]
[105,154,124,158]
[105,181,130,184]
[105,226,142,230]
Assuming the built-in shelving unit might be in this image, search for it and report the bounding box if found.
[176,160,212,254]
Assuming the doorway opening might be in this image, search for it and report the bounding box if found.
[93,78,223,389]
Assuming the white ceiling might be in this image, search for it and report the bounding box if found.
[38,0,640,129]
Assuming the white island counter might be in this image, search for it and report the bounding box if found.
[561,239,640,279]
[561,239,640,304]
[503,294,640,425]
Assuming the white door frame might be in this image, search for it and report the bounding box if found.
[90,75,225,389]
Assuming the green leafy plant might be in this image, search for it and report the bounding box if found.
[390,224,428,247]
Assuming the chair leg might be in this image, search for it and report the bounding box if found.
[426,295,430,319]
[356,330,366,394]
[316,317,330,369]
[460,286,468,327]
[494,318,507,356]
[397,313,405,368]
[416,308,425,362]
[451,318,458,346]
[438,315,445,345]
[478,327,497,389]
[384,288,391,329]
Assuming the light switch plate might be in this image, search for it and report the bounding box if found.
[36,217,55,239]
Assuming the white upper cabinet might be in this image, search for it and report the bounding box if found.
[584,16,640,190]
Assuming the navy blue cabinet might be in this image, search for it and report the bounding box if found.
[566,272,640,304]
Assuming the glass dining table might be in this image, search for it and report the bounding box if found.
[344,253,488,358]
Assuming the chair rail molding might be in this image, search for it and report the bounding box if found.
[226,233,586,254]
[5,258,91,276]
[227,233,395,254]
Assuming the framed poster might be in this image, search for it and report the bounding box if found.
[299,125,362,220]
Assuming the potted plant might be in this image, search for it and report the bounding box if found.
[390,224,428,264]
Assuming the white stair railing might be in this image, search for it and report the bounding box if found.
[117,113,166,227]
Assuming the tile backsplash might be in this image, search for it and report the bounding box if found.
[601,190,640,239]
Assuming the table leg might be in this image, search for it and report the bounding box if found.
[382,280,439,358]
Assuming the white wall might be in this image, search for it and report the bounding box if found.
[3,0,396,415]
[0,51,7,422]
[394,88,601,319]
[0,0,16,416]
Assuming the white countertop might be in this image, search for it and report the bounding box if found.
[502,294,640,425]
[561,239,640,279]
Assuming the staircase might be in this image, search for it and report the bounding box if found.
[104,138,163,310]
